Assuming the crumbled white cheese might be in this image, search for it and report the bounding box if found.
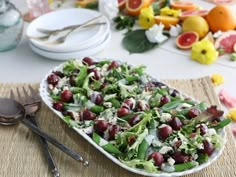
[197,143,204,150]
[82,126,93,135]
[103,102,112,108]
[63,86,69,91]
[52,87,59,95]
[167,157,175,166]
[145,135,155,145]
[57,77,67,88]
[99,0,119,21]
[205,128,217,136]
[145,24,168,43]
[170,137,179,146]
[104,93,117,101]
[169,24,182,37]
[193,154,198,160]
[72,111,80,121]
[160,113,172,122]
[159,146,173,154]
[181,103,192,108]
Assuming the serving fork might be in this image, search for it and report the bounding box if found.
[10,86,89,176]
[28,15,104,44]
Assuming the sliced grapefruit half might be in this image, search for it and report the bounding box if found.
[126,0,152,16]
[170,1,197,11]
[215,31,236,53]
[176,31,199,50]
[179,9,209,20]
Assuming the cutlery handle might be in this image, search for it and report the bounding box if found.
[22,118,89,166]
[28,115,60,177]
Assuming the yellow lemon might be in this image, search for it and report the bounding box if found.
[182,16,209,38]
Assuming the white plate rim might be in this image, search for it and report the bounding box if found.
[30,32,111,60]
[27,8,110,53]
[39,59,226,177]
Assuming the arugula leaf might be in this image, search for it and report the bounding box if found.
[122,30,158,54]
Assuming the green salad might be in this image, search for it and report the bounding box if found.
[46,57,230,173]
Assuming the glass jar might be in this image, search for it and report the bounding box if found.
[0,0,24,52]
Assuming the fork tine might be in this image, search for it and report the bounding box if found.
[16,87,24,104]
[10,90,15,100]
[28,85,41,102]
[22,86,32,104]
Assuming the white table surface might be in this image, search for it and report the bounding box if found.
[1,0,236,114]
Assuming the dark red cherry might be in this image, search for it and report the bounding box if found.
[91,68,101,80]
[89,92,103,105]
[117,107,130,117]
[136,101,150,111]
[169,117,182,130]
[188,108,201,118]
[53,71,64,78]
[172,151,190,164]
[53,101,64,111]
[200,140,214,156]
[82,57,96,66]
[94,120,108,135]
[108,61,119,70]
[60,90,73,103]
[159,95,170,107]
[128,114,141,126]
[198,124,208,135]
[158,125,173,140]
[122,98,135,110]
[108,125,120,140]
[81,109,96,120]
[47,73,59,86]
[149,152,164,166]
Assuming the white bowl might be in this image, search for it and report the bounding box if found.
[39,59,226,177]
[27,8,110,53]
[30,31,111,60]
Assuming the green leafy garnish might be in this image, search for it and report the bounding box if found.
[122,30,158,54]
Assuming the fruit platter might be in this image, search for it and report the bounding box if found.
[102,0,236,64]
[40,57,231,176]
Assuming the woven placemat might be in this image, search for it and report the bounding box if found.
[0,77,235,177]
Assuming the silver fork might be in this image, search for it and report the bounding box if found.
[10,86,60,177]
[28,22,106,42]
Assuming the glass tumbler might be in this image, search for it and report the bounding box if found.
[0,0,24,52]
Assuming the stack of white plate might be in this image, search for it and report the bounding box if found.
[26,8,110,60]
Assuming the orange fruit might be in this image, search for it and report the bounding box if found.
[170,1,197,11]
[126,0,152,16]
[206,4,236,33]
[154,16,179,29]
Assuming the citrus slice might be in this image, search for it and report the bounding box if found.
[170,1,197,11]
[126,0,152,16]
[154,15,179,29]
[118,0,126,9]
[176,31,199,50]
[215,31,236,53]
[179,9,209,20]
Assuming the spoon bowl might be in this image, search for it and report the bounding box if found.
[0,97,88,165]
[0,98,25,125]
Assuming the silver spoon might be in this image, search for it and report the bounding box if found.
[0,98,89,166]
